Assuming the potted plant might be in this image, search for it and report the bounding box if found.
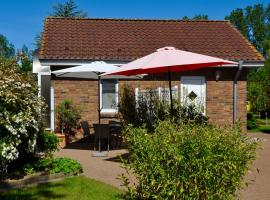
[55,99,81,144]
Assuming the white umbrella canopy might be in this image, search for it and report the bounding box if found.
[52,61,143,79]
[52,61,119,78]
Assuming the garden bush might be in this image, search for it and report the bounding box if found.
[247,112,258,130]
[55,99,81,134]
[49,157,83,175]
[119,85,208,132]
[0,57,45,179]
[36,131,58,154]
[121,120,257,200]
[22,157,83,176]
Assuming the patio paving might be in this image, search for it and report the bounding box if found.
[55,148,129,188]
[239,132,270,200]
[55,132,270,199]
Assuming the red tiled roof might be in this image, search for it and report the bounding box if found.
[39,17,264,61]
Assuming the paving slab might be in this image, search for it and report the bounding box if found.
[55,148,128,188]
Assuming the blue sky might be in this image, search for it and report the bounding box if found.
[0,0,268,50]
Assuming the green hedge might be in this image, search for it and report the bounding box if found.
[121,121,257,199]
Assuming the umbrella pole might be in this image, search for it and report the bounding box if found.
[92,74,108,157]
[98,75,101,152]
[168,67,173,116]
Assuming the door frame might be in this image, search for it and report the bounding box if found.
[180,76,206,114]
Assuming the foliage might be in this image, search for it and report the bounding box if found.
[16,45,33,72]
[120,120,258,200]
[247,112,258,130]
[50,0,87,18]
[34,32,42,49]
[248,59,270,112]
[0,176,123,200]
[49,157,83,175]
[260,126,270,133]
[226,4,270,113]
[36,131,58,154]
[118,84,138,126]
[119,85,208,132]
[0,57,45,179]
[182,14,208,20]
[55,99,81,134]
[0,34,15,58]
[226,4,270,55]
[21,156,83,176]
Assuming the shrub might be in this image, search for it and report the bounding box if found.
[55,99,81,134]
[120,120,257,200]
[119,85,208,132]
[21,156,83,176]
[0,57,45,179]
[247,112,258,130]
[36,131,58,154]
[49,157,83,175]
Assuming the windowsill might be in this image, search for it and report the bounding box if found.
[100,109,118,113]
[100,109,118,118]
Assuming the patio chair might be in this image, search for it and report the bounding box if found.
[80,121,91,136]
[109,120,122,149]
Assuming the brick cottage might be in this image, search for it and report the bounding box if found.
[33,17,264,132]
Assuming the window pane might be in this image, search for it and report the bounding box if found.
[160,87,178,102]
[102,80,117,109]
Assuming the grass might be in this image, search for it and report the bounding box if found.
[0,176,124,200]
[248,118,270,133]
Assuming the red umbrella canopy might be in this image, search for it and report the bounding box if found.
[103,47,237,76]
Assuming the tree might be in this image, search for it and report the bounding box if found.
[17,45,33,72]
[50,0,87,18]
[0,34,15,58]
[34,33,42,49]
[226,4,269,56]
[182,14,208,20]
[226,4,270,114]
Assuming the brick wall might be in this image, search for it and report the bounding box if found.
[51,67,247,131]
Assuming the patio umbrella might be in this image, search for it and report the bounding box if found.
[103,47,237,113]
[53,61,119,156]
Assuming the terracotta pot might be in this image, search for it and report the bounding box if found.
[55,133,66,148]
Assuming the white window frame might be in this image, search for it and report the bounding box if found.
[100,79,119,113]
[180,76,206,114]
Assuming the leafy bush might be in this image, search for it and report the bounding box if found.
[22,157,83,176]
[260,126,270,133]
[36,131,58,154]
[0,57,45,179]
[119,85,208,132]
[55,99,81,134]
[120,120,257,200]
[247,112,258,130]
[49,157,83,175]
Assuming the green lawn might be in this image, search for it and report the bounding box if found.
[0,176,124,200]
[249,118,270,133]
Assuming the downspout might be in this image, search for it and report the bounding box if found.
[233,61,243,124]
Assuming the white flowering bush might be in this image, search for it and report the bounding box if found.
[0,57,45,178]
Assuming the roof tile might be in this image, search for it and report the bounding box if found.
[39,17,264,61]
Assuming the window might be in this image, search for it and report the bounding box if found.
[159,86,178,102]
[135,86,178,103]
[101,80,118,112]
